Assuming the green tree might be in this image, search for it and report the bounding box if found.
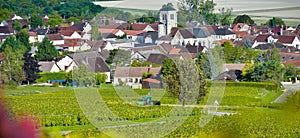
[47,13,64,27]
[92,21,100,41]
[0,36,25,53]
[178,0,217,24]
[12,20,22,31]
[0,46,25,83]
[162,58,207,106]
[16,29,31,52]
[218,7,232,25]
[142,72,153,79]
[30,14,44,29]
[95,73,107,85]
[285,64,297,77]
[0,8,10,22]
[73,65,95,87]
[233,14,254,25]
[262,48,281,62]
[35,37,59,60]
[265,17,285,28]
[22,53,41,84]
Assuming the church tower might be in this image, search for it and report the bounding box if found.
[158,6,177,38]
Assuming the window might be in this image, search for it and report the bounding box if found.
[170,14,174,20]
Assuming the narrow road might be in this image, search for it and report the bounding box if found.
[274,84,300,103]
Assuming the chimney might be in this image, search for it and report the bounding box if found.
[281,25,283,36]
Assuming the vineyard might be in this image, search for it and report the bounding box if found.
[2,83,299,137]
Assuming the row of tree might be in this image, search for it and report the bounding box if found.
[0,29,60,86]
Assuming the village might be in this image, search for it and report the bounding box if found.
[1,5,300,88]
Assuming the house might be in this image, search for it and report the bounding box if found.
[72,22,92,40]
[68,51,111,82]
[127,23,156,32]
[213,70,242,82]
[212,28,236,41]
[87,40,113,52]
[98,28,125,37]
[38,61,61,72]
[59,30,81,39]
[47,34,64,46]
[55,56,77,72]
[283,60,300,68]
[36,28,49,42]
[108,39,134,50]
[252,34,273,48]
[159,43,173,54]
[114,67,161,88]
[61,39,81,52]
[142,78,162,89]
[0,26,14,35]
[123,30,145,42]
[131,45,162,62]
[28,32,37,43]
[276,36,300,49]
[171,27,212,47]
[147,53,168,65]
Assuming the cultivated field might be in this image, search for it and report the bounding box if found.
[3,82,297,137]
[94,0,300,25]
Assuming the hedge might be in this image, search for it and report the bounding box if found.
[207,81,279,91]
[36,72,67,83]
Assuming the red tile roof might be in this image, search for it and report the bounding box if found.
[255,34,270,42]
[149,22,159,31]
[277,36,296,44]
[142,78,160,84]
[64,39,80,47]
[128,23,148,31]
[169,48,181,55]
[98,28,121,34]
[47,34,63,40]
[235,31,249,38]
[60,30,76,36]
[283,60,300,67]
[27,31,37,36]
[123,30,145,36]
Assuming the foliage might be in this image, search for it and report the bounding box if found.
[265,17,285,28]
[29,14,43,29]
[218,7,232,25]
[178,0,218,25]
[284,91,300,111]
[262,48,281,62]
[117,34,127,39]
[72,65,95,87]
[233,14,254,25]
[16,29,31,52]
[95,73,107,85]
[131,60,159,67]
[0,45,25,83]
[162,58,207,106]
[284,64,297,77]
[222,43,260,63]
[142,72,153,79]
[12,20,22,31]
[0,8,10,22]
[22,53,41,84]
[106,49,130,66]
[1,0,104,21]
[0,36,25,53]
[47,13,64,27]
[35,37,59,60]
[36,72,67,83]
[91,21,100,41]
[243,60,284,82]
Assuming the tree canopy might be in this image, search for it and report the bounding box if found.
[265,17,285,28]
[233,14,254,25]
[35,37,59,60]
